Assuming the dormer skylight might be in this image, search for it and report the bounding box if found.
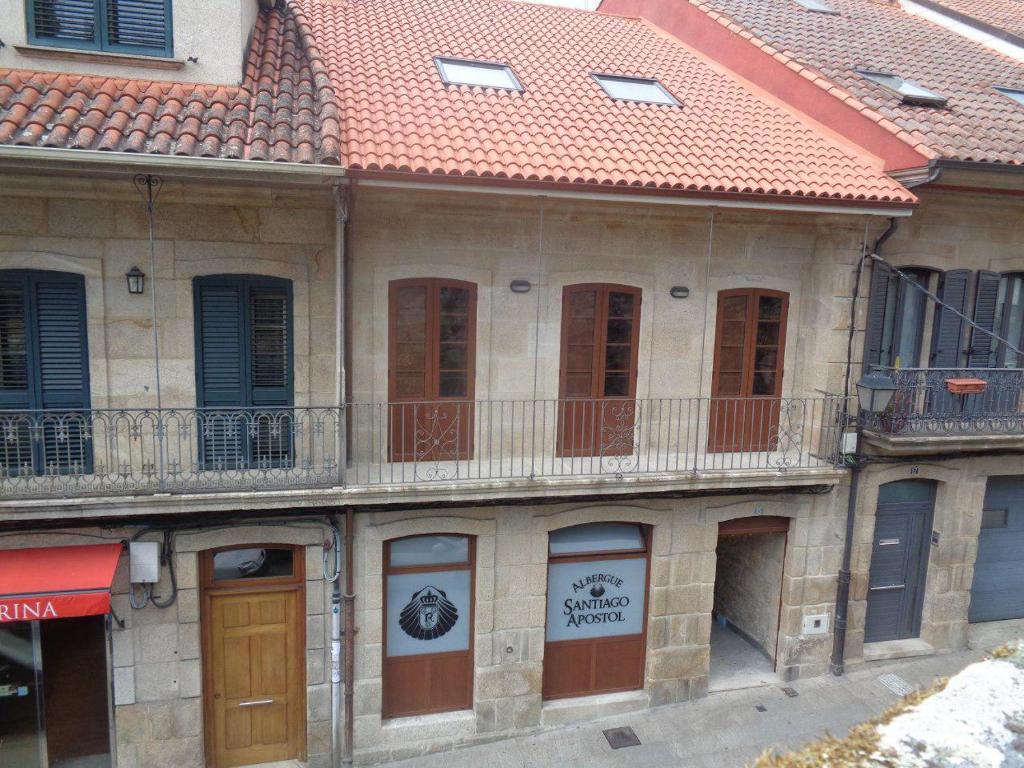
[995,86,1024,107]
[793,0,839,14]
[593,74,680,106]
[435,58,523,91]
[855,70,947,106]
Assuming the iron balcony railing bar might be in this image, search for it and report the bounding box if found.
[0,397,846,499]
[861,367,1024,436]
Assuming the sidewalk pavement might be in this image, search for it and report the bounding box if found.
[382,620,1024,768]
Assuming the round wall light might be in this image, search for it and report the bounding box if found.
[510,279,532,294]
[669,286,690,299]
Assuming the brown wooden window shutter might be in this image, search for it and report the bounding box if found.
[557,284,641,458]
[388,279,477,462]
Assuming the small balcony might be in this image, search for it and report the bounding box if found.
[0,397,847,511]
[859,367,1024,455]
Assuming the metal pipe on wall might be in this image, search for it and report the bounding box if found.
[343,508,356,766]
[333,184,350,485]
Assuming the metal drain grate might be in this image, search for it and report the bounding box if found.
[878,673,914,697]
[603,726,641,749]
[755,704,767,712]
[781,686,799,698]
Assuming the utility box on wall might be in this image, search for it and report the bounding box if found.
[129,541,161,584]
[802,613,829,635]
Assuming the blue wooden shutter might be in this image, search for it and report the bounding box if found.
[103,0,173,56]
[34,274,91,472]
[194,276,293,468]
[969,271,1001,368]
[29,0,101,49]
[863,260,892,370]
[930,270,970,368]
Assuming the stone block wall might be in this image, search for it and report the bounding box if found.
[349,489,847,764]
[0,173,337,411]
[714,531,786,658]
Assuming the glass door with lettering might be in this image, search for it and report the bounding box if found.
[543,523,650,700]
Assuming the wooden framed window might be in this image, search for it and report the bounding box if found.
[388,279,476,462]
[543,523,650,700]
[28,0,174,57]
[708,288,789,453]
[557,284,641,457]
[194,275,294,470]
[0,269,91,476]
[382,535,475,718]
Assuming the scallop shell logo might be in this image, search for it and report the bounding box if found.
[589,583,606,598]
[398,585,458,640]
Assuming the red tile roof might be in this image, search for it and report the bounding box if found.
[686,0,1024,165]
[927,0,1024,43]
[293,0,912,203]
[0,8,341,164]
[0,0,915,205]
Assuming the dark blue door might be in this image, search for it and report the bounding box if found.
[970,476,1024,623]
[865,480,935,643]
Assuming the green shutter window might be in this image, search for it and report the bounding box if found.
[194,276,294,470]
[28,0,173,57]
[0,270,91,476]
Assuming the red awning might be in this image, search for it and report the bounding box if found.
[0,543,123,623]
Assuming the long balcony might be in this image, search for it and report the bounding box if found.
[859,367,1024,455]
[0,397,847,514]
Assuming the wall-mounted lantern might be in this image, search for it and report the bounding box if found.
[856,370,897,414]
[126,266,146,295]
[669,286,690,299]
[510,279,532,294]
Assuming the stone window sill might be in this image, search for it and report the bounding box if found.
[14,45,184,71]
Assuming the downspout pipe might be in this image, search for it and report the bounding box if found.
[830,217,898,676]
[333,184,350,485]
[343,508,356,766]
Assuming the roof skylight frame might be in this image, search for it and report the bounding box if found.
[592,73,681,107]
[434,57,524,92]
[994,86,1024,107]
[792,0,840,15]
[855,69,948,107]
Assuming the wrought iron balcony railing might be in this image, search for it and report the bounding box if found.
[860,367,1024,437]
[0,396,847,500]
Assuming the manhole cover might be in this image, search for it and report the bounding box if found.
[781,686,799,698]
[603,726,641,749]
[878,673,914,697]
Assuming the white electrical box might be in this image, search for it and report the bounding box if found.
[129,541,161,584]
[841,431,858,455]
[802,613,829,635]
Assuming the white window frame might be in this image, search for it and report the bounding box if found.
[592,73,681,106]
[434,57,524,92]
[995,86,1024,107]
[855,70,947,106]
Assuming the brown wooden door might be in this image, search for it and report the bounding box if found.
[203,553,305,768]
[708,289,789,452]
[389,279,476,462]
[557,284,641,457]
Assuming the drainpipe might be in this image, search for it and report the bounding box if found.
[342,508,356,765]
[829,217,898,676]
[333,184,350,485]
[326,515,343,768]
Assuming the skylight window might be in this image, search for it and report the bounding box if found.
[593,74,680,106]
[435,58,523,91]
[855,70,947,106]
[793,0,839,14]
[995,86,1024,106]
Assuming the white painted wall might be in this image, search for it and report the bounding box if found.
[0,0,260,84]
